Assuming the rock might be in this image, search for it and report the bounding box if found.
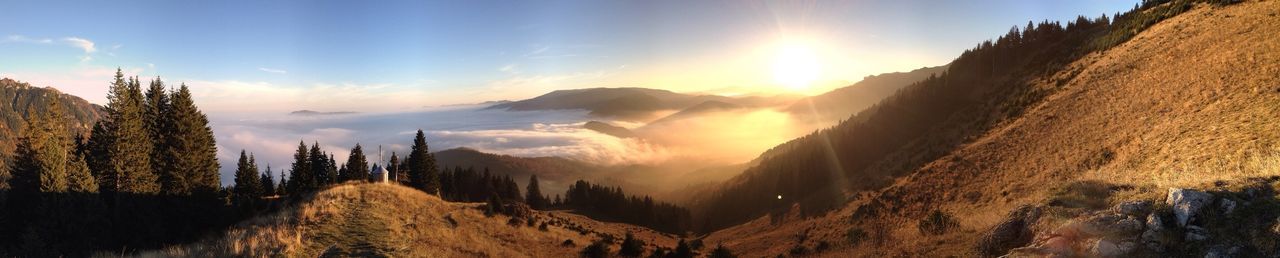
[1219,198,1237,214]
[1167,188,1213,227]
[1117,241,1138,255]
[1185,225,1209,242]
[1141,229,1168,252]
[1091,239,1134,257]
[1145,214,1166,232]
[1113,200,1152,217]
[1079,213,1144,237]
[1204,245,1245,258]
[975,205,1042,256]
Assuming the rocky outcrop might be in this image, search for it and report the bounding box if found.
[1167,188,1212,227]
[975,205,1042,257]
[1000,180,1280,257]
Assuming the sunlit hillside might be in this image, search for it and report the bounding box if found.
[150,183,682,257]
[700,0,1280,256]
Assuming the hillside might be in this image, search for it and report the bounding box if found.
[785,65,948,124]
[698,0,1280,257]
[0,78,105,156]
[151,183,681,257]
[643,100,745,126]
[434,147,600,194]
[583,121,637,138]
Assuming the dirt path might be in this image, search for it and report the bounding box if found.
[313,187,399,257]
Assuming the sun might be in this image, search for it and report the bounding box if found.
[772,41,822,91]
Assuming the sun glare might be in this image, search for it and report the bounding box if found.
[772,41,822,91]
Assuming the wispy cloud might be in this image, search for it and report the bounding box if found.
[62,37,96,53]
[3,35,53,44]
[498,64,520,74]
[525,45,550,56]
[258,67,288,74]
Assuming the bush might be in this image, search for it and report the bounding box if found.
[708,244,736,258]
[815,241,831,252]
[581,240,611,258]
[845,228,868,245]
[788,244,809,256]
[918,210,960,235]
[646,247,669,258]
[618,232,645,257]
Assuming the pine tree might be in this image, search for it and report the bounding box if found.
[326,154,338,184]
[9,100,80,194]
[308,143,329,186]
[277,170,288,196]
[407,130,440,194]
[388,152,403,184]
[343,144,369,182]
[232,150,262,200]
[95,70,157,194]
[287,141,313,193]
[162,84,220,195]
[526,175,546,209]
[260,164,275,196]
[142,77,171,194]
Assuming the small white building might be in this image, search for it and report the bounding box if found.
[370,164,390,183]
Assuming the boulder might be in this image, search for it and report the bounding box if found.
[1092,239,1122,257]
[975,205,1042,256]
[1145,213,1166,232]
[1113,200,1152,217]
[1079,213,1144,237]
[1167,188,1213,227]
[1218,198,1237,215]
[1185,225,1209,242]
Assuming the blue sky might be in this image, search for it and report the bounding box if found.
[0,0,1137,114]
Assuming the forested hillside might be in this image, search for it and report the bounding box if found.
[0,78,104,157]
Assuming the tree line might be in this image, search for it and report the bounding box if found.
[1,70,228,256]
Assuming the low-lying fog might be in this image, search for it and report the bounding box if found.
[210,105,828,192]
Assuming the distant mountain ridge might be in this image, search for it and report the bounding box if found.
[0,78,105,157]
[288,110,358,116]
[785,65,948,123]
[486,87,796,121]
[582,121,636,138]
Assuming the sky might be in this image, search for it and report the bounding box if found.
[0,0,1138,114]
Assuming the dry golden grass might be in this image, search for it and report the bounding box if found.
[146,182,679,257]
[704,1,1280,257]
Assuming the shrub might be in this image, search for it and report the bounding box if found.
[646,247,669,258]
[815,241,831,252]
[708,244,736,258]
[918,210,960,235]
[618,232,645,257]
[788,244,809,256]
[581,240,611,258]
[845,228,868,245]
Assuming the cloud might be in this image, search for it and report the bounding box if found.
[498,64,520,74]
[3,35,53,44]
[182,79,447,113]
[258,67,288,74]
[525,45,551,56]
[62,37,96,53]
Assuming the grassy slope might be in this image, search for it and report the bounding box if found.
[703,1,1280,256]
[148,183,679,257]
